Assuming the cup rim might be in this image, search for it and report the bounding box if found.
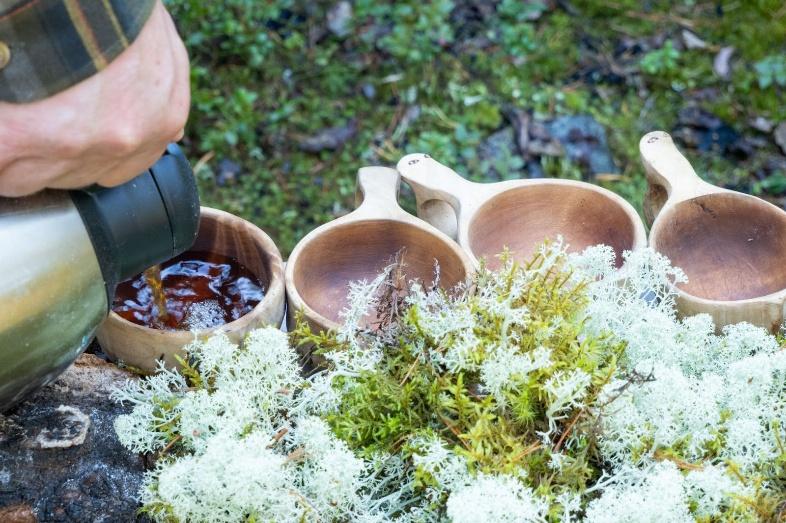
[104,206,285,338]
[443,178,644,272]
[285,214,474,333]
[649,192,786,305]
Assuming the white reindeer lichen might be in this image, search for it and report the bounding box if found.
[114,241,786,522]
[113,328,400,522]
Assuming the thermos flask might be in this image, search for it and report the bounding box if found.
[0,143,200,411]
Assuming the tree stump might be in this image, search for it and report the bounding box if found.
[0,352,144,522]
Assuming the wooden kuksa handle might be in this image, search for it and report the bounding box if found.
[351,166,407,221]
[639,131,720,223]
[397,153,489,239]
[396,154,477,209]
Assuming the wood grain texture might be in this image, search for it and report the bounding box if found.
[96,207,286,373]
[397,154,647,269]
[642,131,786,332]
[285,167,474,339]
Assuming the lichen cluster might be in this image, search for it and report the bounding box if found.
[576,246,786,522]
[112,329,381,522]
[291,245,624,521]
[114,242,786,522]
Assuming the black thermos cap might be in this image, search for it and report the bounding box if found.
[70,143,201,306]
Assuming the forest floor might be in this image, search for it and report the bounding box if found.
[167,0,786,255]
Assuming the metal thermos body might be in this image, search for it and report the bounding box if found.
[0,144,200,411]
[0,192,107,408]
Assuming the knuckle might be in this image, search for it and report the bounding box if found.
[163,102,189,137]
[107,125,143,154]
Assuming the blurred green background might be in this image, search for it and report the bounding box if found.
[164,0,786,256]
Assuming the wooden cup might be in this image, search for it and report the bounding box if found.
[642,131,786,332]
[96,207,286,372]
[285,167,474,337]
[397,154,647,268]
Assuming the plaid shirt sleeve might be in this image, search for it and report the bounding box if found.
[0,0,156,103]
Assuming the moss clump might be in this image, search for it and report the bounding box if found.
[292,244,624,516]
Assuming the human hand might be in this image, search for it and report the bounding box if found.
[0,0,190,197]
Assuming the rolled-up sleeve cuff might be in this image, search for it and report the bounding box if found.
[0,0,156,103]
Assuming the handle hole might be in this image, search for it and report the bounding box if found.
[644,183,668,227]
[419,199,458,240]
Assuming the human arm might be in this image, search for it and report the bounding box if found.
[0,0,190,196]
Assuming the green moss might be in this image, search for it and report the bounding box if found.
[293,247,624,496]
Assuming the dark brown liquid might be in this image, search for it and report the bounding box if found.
[113,251,265,331]
[143,264,169,323]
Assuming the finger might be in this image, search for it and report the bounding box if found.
[95,144,170,187]
[0,148,24,179]
[0,160,39,197]
[84,117,174,188]
[0,157,75,196]
[45,159,124,190]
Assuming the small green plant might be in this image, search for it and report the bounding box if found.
[752,170,786,196]
[540,155,583,181]
[639,40,681,76]
[492,0,543,58]
[373,0,455,64]
[754,54,786,89]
